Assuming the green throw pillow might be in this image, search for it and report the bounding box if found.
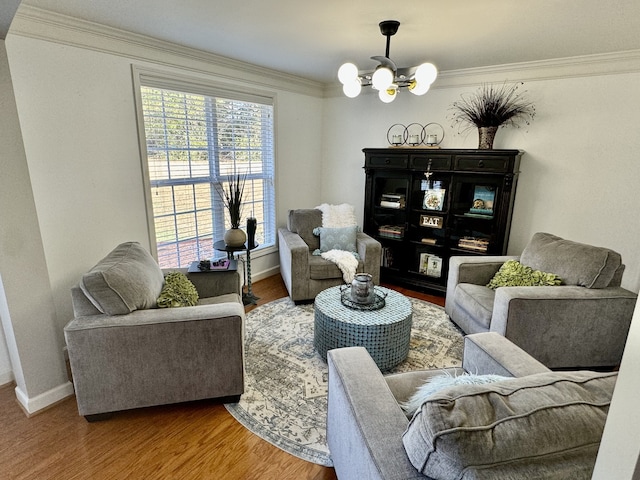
[487,259,562,289]
[157,272,199,308]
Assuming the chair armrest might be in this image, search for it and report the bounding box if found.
[491,286,638,368]
[356,232,382,284]
[278,227,311,300]
[445,255,518,316]
[327,347,424,480]
[462,332,550,377]
[164,267,242,298]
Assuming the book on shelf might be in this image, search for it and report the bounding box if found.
[458,236,489,252]
[419,253,443,278]
[380,193,405,209]
[382,247,395,267]
[469,185,496,215]
[378,225,404,239]
[420,237,437,245]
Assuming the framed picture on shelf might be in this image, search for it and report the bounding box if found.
[427,255,442,277]
[423,188,446,211]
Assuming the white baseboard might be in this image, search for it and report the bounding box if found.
[0,368,14,387]
[15,381,75,415]
[251,265,281,283]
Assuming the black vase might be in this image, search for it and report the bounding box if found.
[247,217,257,249]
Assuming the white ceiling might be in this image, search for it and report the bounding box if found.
[12,0,640,83]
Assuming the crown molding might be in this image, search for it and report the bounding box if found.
[324,49,640,97]
[9,5,324,97]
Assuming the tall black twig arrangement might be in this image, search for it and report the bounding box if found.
[215,173,246,229]
[449,82,536,133]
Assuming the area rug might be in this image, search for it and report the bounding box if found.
[224,296,464,467]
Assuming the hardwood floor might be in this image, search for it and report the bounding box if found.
[0,275,444,480]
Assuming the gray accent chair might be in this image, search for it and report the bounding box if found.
[64,242,245,420]
[445,232,638,369]
[327,332,617,479]
[278,208,382,303]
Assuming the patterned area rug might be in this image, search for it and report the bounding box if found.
[224,295,464,467]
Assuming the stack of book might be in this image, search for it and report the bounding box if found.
[378,225,404,239]
[458,237,489,252]
[380,193,405,209]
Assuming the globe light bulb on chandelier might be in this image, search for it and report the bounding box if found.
[337,20,437,103]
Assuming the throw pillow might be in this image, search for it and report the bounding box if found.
[157,272,199,308]
[80,241,165,315]
[487,259,562,289]
[312,225,358,253]
[402,370,617,479]
[401,372,509,417]
[315,203,357,228]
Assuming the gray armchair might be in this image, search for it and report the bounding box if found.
[328,333,616,479]
[64,242,245,420]
[278,208,382,303]
[445,232,638,369]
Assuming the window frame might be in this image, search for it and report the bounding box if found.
[132,66,277,266]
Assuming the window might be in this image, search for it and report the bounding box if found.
[135,72,275,268]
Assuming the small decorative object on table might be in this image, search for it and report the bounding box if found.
[449,82,535,149]
[340,273,387,311]
[215,173,247,247]
[247,216,257,249]
[188,258,237,273]
[386,122,444,147]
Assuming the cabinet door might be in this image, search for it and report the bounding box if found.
[449,175,506,255]
[367,172,409,240]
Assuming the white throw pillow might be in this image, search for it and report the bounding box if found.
[315,203,357,228]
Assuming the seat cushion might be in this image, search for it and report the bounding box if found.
[308,254,347,280]
[403,370,617,479]
[453,283,495,330]
[520,232,622,288]
[80,242,164,315]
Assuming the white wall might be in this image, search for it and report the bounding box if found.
[0,38,72,410]
[322,68,640,293]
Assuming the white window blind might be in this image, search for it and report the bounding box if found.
[137,77,275,268]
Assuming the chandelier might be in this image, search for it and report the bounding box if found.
[338,20,437,103]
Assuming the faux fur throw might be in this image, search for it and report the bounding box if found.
[321,249,359,284]
[315,203,357,228]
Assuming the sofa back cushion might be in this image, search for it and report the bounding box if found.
[287,209,322,251]
[520,232,622,288]
[80,242,164,315]
[402,370,616,479]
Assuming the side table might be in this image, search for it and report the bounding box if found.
[213,240,259,306]
[314,286,412,371]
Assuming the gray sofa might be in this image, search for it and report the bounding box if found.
[278,208,381,302]
[64,242,245,420]
[327,332,617,479]
[445,232,638,369]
